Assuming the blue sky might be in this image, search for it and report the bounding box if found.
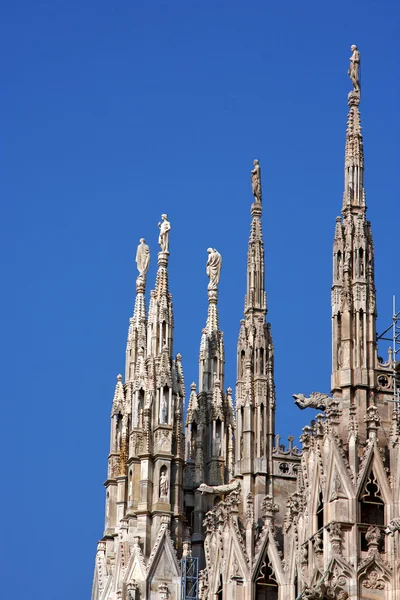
[1,1,399,598]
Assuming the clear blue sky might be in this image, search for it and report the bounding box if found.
[1,1,398,598]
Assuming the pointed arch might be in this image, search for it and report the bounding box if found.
[325,440,354,503]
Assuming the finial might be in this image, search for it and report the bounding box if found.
[251,159,261,203]
[158,214,171,253]
[135,238,150,276]
[117,373,123,381]
[348,44,360,95]
[190,382,196,391]
[206,248,222,290]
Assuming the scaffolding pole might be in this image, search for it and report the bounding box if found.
[180,556,199,600]
[377,295,400,410]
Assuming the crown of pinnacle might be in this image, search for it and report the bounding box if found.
[343,45,365,214]
[245,160,266,315]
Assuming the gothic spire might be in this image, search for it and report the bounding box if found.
[199,248,223,392]
[236,159,275,507]
[125,239,150,381]
[245,160,266,316]
[147,214,173,357]
[343,45,365,214]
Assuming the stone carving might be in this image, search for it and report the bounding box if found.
[158,581,170,599]
[158,214,171,253]
[182,540,192,557]
[385,517,400,536]
[348,44,360,93]
[135,238,150,276]
[330,470,345,501]
[261,494,279,520]
[232,557,240,578]
[293,392,331,410]
[362,569,385,590]
[198,478,241,495]
[159,395,168,424]
[206,248,222,290]
[213,432,221,456]
[159,470,169,498]
[328,522,342,554]
[251,159,261,203]
[336,592,349,600]
[127,582,137,600]
[365,525,382,550]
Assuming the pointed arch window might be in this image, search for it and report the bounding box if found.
[359,471,385,551]
[255,560,278,600]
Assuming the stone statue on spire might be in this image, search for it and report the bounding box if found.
[135,238,150,276]
[348,44,360,93]
[251,159,262,203]
[158,214,171,253]
[206,248,222,290]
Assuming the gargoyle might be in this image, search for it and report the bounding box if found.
[293,392,331,410]
[198,479,241,495]
[385,517,400,536]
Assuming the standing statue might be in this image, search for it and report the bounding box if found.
[159,470,169,497]
[206,248,222,290]
[135,238,150,276]
[213,432,221,456]
[251,159,261,203]
[348,44,360,93]
[158,214,171,253]
[159,395,168,424]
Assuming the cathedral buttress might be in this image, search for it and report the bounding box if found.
[235,160,276,517]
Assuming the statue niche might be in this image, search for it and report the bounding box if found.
[159,466,169,499]
[159,387,169,424]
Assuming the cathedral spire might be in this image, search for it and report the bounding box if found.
[125,239,150,381]
[236,160,275,510]
[343,44,365,214]
[245,160,266,315]
[147,214,173,357]
[331,46,392,444]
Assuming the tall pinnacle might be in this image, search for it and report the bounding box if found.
[125,238,150,381]
[343,44,365,214]
[199,248,224,392]
[148,214,174,357]
[245,160,266,315]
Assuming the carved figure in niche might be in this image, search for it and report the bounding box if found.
[206,248,222,289]
[213,432,221,456]
[158,214,171,253]
[128,478,132,504]
[159,469,169,498]
[232,557,240,578]
[160,394,168,424]
[251,159,261,203]
[348,44,360,92]
[336,251,342,279]
[362,570,385,590]
[116,417,122,451]
[135,238,150,276]
[330,471,344,500]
